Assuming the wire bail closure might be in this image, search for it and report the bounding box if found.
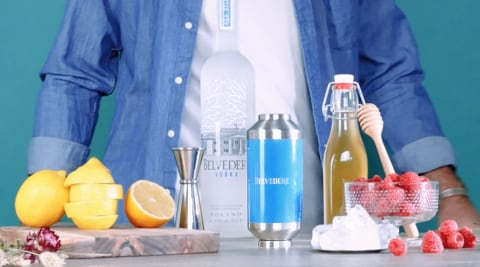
[321,79,366,121]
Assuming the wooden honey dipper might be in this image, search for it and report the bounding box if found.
[357,103,419,238]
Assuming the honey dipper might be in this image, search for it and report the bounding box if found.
[357,103,419,238]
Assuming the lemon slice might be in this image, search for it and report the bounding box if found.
[69,184,123,202]
[71,215,118,230]
[65,167,114,187]
[65,199,118,218]
[125,179,175,228]
[82,157,110,172]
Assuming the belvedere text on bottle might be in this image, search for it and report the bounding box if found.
[199,0,255,237]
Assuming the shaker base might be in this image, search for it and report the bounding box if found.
[258,240,291,249]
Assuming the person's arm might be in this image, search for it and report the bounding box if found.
[423,166,479,228]
[355,0,478,227]
[28,0,120,174]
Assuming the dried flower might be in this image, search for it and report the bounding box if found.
[7,254,31,266]
[0,249,9,266]
[0,227,65,267]
[38,252,65,267]
[22,227,61,263]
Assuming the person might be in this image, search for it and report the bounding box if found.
[28,0,478,233]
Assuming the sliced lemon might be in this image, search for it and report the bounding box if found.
[71,215,118,230]
[65,199,118,218]
[125,179,175,228]
[65,167,114,187]
[69,184,123,202]
[82,157,110,172]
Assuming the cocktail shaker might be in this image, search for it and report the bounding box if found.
[247,114,303,248]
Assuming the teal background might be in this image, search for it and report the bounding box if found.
[1,1,478,232]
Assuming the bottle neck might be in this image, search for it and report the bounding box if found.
[330,112,362,136]
[330,87,359,114]
[216,0,239,51]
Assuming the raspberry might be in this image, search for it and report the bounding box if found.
[398,171,422,191]
[439,219,459,235]
[445,231,464,249]
[421,231,444,253]
[385,173,400,183]
[434,229,448,247]
[368,175,382,183]
[388,238,408,256]
[349,178,368,192]
[372,181,405,218]
[373,197,391,218]
[384,187,405,206]
[394,200,416,217]
[359,190,376,212]
[383,174,396,186]
[459,226,478,248]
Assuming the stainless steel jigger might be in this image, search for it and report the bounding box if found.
[172,147,205,230]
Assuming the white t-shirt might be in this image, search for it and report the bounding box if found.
[180,0,323,233]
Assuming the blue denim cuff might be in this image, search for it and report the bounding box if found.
[392,136,456,174]
[28,136,90,174]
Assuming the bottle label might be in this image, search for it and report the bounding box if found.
[247,139,303,223]
[220,0,234,30]
[199,129,249,237]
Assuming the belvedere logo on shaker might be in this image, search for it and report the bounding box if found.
[199,0,254,237]
[247,114,303,248]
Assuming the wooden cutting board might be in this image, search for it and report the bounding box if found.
[0,225,219,258]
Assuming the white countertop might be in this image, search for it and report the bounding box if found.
[64,235,480,267]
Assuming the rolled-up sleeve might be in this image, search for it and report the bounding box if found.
[28,0,120,173]
[357,0,456,173]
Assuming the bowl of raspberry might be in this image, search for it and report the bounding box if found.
[344,171,439,226]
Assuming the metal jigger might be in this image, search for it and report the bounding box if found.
[172,147,205,230]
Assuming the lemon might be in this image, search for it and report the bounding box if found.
[64,157,123,229]
[65,199,118,218]
[81,157,110,172]
[65,158,114,187]
[125,179,175,228]
[69,184,123,202]
[15,170,69,227]
[71,215,118,230]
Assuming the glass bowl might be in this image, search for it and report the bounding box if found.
[344,180,439,225]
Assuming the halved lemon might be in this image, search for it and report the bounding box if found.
[71,215,118,230]
[69,184,123,202]
[65,199,118,218]
[125,179,175,228]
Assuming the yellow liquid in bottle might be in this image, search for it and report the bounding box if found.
[323,113,368,224]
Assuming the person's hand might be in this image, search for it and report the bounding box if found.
[423,166,480,229]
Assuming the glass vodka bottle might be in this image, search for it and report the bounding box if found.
[199,0,255,237]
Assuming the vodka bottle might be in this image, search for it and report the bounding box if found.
[199,0,255,237]
[321,74,368,224]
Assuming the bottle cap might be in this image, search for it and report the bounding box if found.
[334,74,354,83]
[333,74,355,89]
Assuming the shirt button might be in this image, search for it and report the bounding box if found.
[174,76,183,85]
[168,130,175,138]
[184,21,193,30]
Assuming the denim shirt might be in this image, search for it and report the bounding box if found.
[28,0,455,221]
